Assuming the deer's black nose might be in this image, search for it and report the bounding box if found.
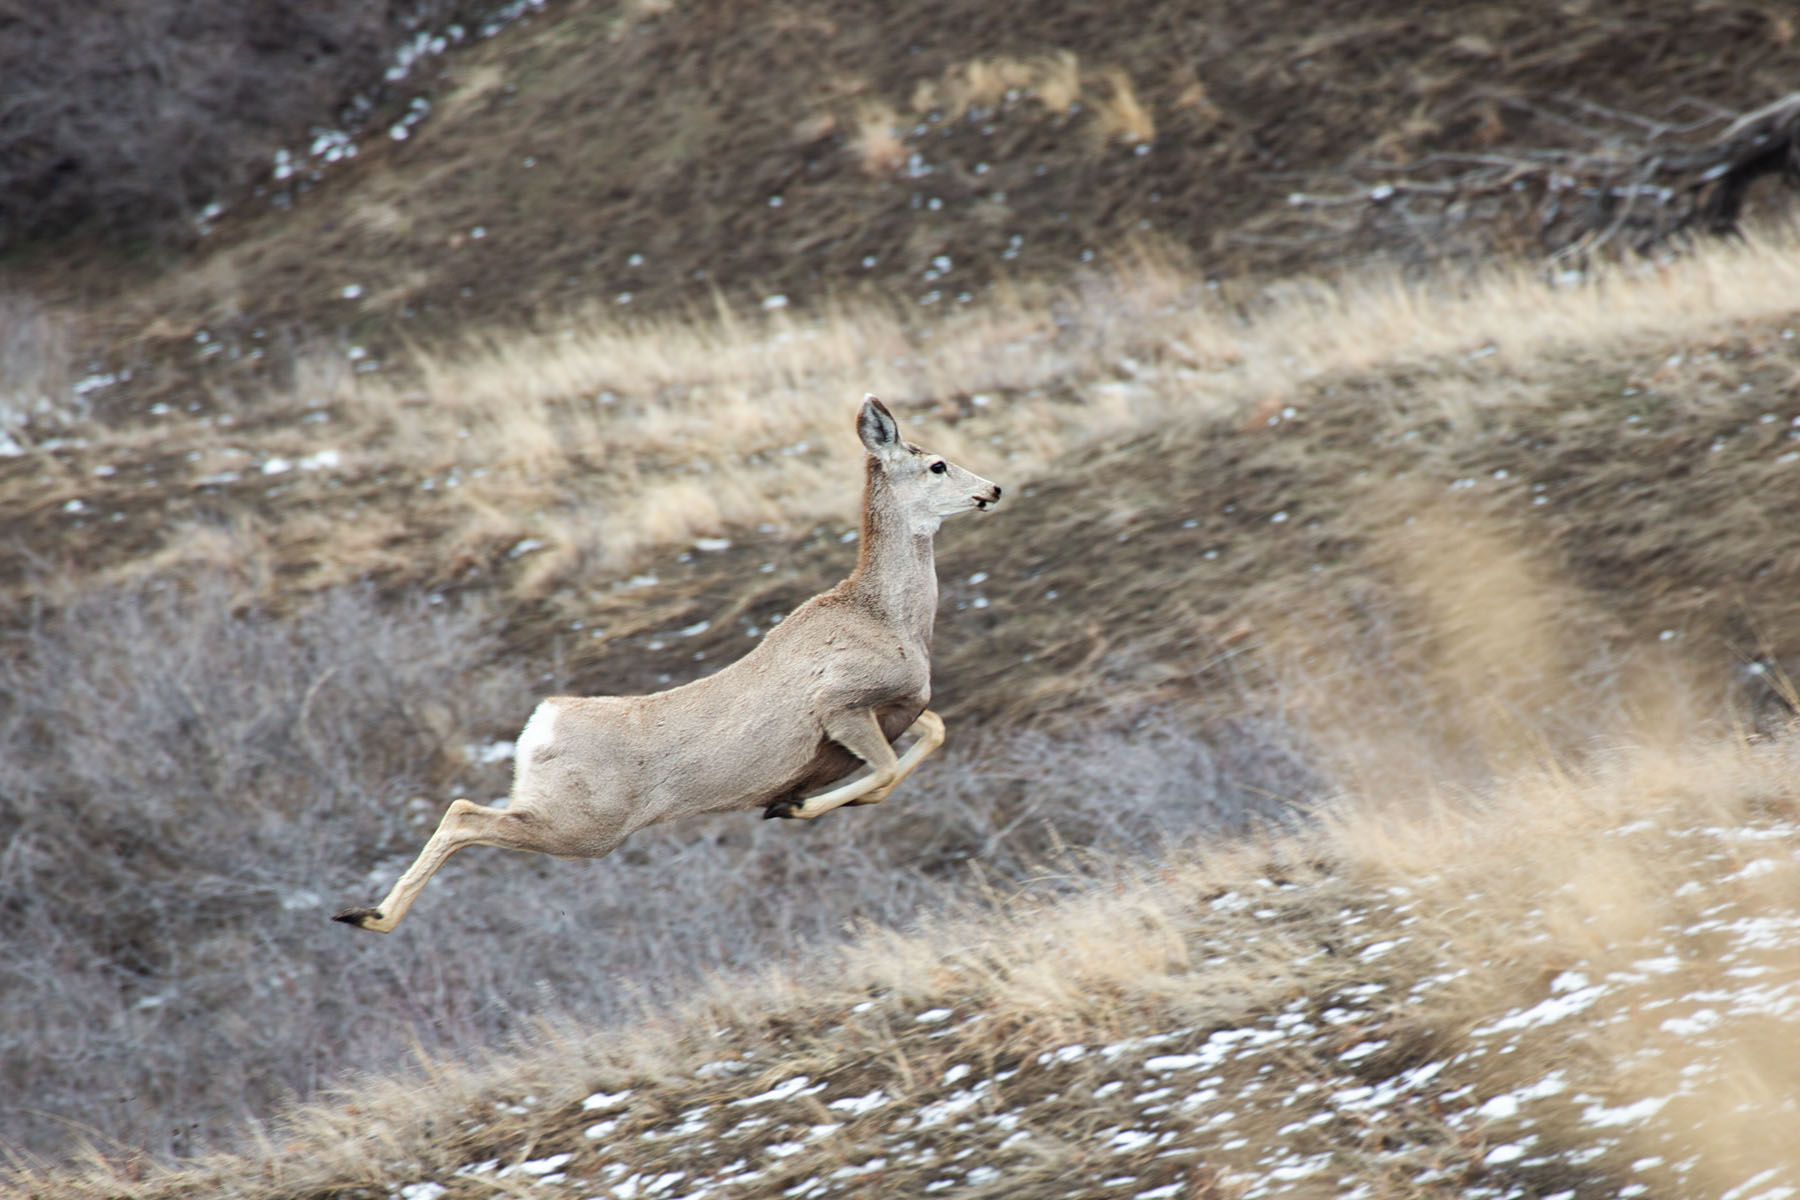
[992,485,1003,498]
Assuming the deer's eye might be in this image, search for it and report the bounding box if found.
[930,461,947,474]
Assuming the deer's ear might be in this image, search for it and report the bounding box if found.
[857,394,901,455]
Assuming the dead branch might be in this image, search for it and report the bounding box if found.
[1253,91,1800,270]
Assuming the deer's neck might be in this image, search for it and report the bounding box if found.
[845,460,939,649]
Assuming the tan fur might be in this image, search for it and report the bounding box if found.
[335,396,1000,933]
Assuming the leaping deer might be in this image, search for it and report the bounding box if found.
[335,395,1001,932]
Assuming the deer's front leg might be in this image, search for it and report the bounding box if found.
[783,709,945,820]
[846,710,944,806]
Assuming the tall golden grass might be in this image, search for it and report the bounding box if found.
[318,230,1800,580]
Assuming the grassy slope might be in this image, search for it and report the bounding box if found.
[8,0,1800,1192]
[16,243,1800,734]
[21,732,1800,1199]
[14,238,1800,1200]
[19,0,1800,418]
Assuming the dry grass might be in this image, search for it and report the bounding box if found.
[1256,502,1710,797]
[1091,66,1155,145]
[9,154,1800,1193]
[13,224,1800,624]
[847,99,907,177]
[11,3,1800,1190]
[11,240,1800,1200]
[17,672,1797,1196]
[305,228,1800,589]
[909,52,1084,121]
[1321,736,1800,1196]
[0,563,1312,1164]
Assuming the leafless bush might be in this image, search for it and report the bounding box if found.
[0,575,520,1157]
[0,572,1321,1163]
[0,0,490,249]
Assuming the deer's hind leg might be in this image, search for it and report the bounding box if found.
[333,799,548,934]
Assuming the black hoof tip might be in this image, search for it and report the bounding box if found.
[332,907,379,927]
[762,801,800,820]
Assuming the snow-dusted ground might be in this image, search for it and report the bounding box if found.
[262,1,551,211]
[360,807,1800,1200]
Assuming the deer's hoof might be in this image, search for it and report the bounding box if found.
[332,906,382,929]
[762,799,802,820]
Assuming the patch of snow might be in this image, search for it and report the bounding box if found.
[1398,1061,1447,1090]
[1583,1095,1670,1128]
[1724,1169,1797,1200]
[1478,1094,1521,1121]
[695,1059,749,1079]
[469,740,515,764]
[733,1076,822,1106]
[1660,1008,1723,1036]
[828,1089,889,1116]
[582,1088,633,1111]
[1038,1045,1087,1066]
[1471,974,1608,1037]
[516,1153,572,1176]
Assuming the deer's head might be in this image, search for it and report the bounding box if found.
[857,395,1002,533]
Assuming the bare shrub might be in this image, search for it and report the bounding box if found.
[1269,92,1800,271]
[0,0,491,249]
[0,570,1319,1162]
[0,574,521,1157]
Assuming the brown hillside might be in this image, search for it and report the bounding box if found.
[7,0,1800,1179]
[21,0,1800,403]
